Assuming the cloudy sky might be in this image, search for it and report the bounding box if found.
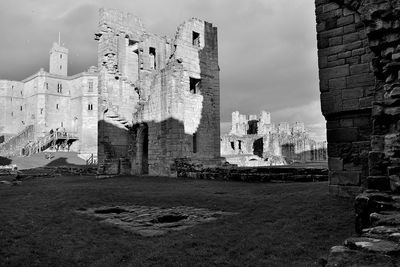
[0,0,326,141]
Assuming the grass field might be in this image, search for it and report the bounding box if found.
[0,176,354,266]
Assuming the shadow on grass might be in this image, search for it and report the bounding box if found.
[0,156,12,165]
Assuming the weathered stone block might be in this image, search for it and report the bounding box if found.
[320,65,350,79]
[330,171,361,185]
[329,157,344,170]
[342,88,364,99]
[350,63,371,75]
[346,73,375,88]
[327,127,358,142]
[367,176,390,191]
[328,77,346,89]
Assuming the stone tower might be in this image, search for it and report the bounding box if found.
[95,9,221,176]
[49,40,68,76]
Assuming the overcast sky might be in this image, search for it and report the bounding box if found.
[0,0,326,141]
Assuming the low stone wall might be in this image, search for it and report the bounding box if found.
[174,158,328,183]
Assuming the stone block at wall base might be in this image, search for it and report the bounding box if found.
[330,171,361,185]
[328,184,363,198]
[367,176,390,191]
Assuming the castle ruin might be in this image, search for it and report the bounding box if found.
[221,111,327,166]
[96,9,221,176]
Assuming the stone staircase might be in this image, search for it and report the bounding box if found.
[0,125,35,157]
[23,132,78,157]
[104,105,132,130]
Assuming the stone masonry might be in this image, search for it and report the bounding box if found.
[316,0,400,265]
[96,9,221,176]
[315,0,400,196]
[0,42,98,159]
[221,111,327,167]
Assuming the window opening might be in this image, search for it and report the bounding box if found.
[149,47,156,70]
[192,31,200,47]
[190,77,201,94]
[193,133,197,153]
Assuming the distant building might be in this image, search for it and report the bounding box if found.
[221,111,327,166]
[0,41,98,159]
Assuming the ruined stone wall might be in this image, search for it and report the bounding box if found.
[316,0,400,196]
[316,0,376,195]
[96,9,221,176]
[221,111,328,167]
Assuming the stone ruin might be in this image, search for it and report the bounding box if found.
[220,110,327,167]
[95,9,221,176]
[316,0,400,265]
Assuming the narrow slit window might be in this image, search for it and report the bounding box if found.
[192,31,200,47]
[149,47,156,70]
[230,141,235,150]
[88,104,93,110]
[56,104,59,110]
[20,106,22,111]
[193,133,197,153]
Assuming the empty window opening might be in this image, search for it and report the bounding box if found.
[11,112,13,117]
[60,65,62,70]
[88,80,93,92]
[45,82,48,89]
[61,122,63,127]
[20,91,22,96]
[190,77,201,94]
[253,138,264,158]
[149,47,156,70]
[238,140,242,150]
[60,54,62,59]
[20,106,22,111]
[56,104,59,110]
[40,108,43,115]
[193,133,197,153]
[88,104,93,110]
[230,141,235,150]
[192,31,200,47]
[247,120,258,135]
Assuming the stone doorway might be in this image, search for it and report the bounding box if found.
[136,123,149,175]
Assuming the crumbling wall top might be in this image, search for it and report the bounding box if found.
[98,8,145,36]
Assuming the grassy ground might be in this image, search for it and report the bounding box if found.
[0,176,355,266]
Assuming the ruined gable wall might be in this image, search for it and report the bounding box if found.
[315,0,376,195]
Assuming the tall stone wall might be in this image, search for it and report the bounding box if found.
[315,0,400,196]
[96,9,221,176]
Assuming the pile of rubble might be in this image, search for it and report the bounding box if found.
[325,191,400,266]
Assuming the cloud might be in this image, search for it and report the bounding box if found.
[0,0,325,140]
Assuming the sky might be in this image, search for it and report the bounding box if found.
[0,0,326,141]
